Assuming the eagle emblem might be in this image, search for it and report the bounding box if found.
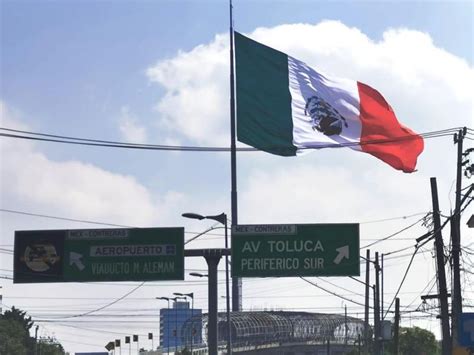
[304,95,348,136]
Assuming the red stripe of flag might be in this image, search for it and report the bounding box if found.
[357,82,424,173]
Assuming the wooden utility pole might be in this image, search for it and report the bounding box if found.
[394,298,400,355]
[430,177,452,354]
[364,249,370,353]
[373,284,380,355]
[373,251,381,355]
[452,128,466,346]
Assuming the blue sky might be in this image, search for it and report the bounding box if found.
[2,0,472,143]
[1,1,473,353]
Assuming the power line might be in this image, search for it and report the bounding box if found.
[383,246,420,320]
[359,212,430,224]
[300,277,369,309]
[0,126,462,152]
[361,214,428,249]
[32,282,147,320]
[0,208,134,228]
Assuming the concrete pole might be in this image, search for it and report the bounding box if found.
[431,177,452,354]
[364,249,370,353]
[394,298,400,355]
[452,129,465,347]
[374,253,381,355]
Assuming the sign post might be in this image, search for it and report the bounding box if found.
[14,227,184,283]
[232,224,359,277]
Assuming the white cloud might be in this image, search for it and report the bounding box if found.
[0,101,175,228]
[118,106,148,143]
[147,20,473,146]
[147,34,229,145]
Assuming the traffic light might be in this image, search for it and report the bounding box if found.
[125,336,130,344]
[133,335,138,342]
[115,339,121,347]
[148,332,153,340]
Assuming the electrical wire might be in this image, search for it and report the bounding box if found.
[361,214,428,249]
[32,282,147,320]
[359,212,430,224]
[0,126,462,152]
[0,208,134,228]
[383,246,420,320]
[300,277,369,309]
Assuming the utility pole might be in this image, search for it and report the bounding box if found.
[394,298,400,355]
[344,304,348,346]
[374,252,381,355]
[381,253,385,355]
[35,325,39,355]
[430,177,451,354]
[452,128,466,347]
[373,284,380,355]
[364,249,370,353]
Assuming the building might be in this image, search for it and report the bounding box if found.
[160,300,202,353]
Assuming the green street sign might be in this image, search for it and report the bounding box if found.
[14,228,184,283]
[231,224,359,277]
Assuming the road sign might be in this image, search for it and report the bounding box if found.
[231,224,359,277]
[459,313,474,347]
[14,227,184,283]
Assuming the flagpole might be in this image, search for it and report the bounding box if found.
[229,0,241,313]
[229,0,237,226]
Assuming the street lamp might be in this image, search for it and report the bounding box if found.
[174,292,195,353]
[183,212,232,355]
[190,272,208,278]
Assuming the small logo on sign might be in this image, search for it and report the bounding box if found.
[21,244,61,272]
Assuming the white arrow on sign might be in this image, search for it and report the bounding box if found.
[333,245,349,264]
[69,252,85,271]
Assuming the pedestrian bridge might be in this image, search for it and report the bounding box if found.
[178,311,365,354]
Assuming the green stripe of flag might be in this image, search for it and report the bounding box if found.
[235,32,296,156]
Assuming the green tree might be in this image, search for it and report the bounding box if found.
[0,306,67,355]
[2,306,34,332]
[386,326,440,355]
[37,336,66,355]
[0,318,29,355]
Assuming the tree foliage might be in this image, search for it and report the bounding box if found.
[2,306,34,332]
[347,326,440,355]
[0,306,66,355]
[0,318,29,355]
[395,326,440,355]
[377,326,440,355]
[37,336,66,355]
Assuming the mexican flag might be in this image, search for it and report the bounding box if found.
[235,32,424,173]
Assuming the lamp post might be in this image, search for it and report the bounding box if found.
[183,212,232,355]
[174,292,195,353]
[156,297,171,355]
